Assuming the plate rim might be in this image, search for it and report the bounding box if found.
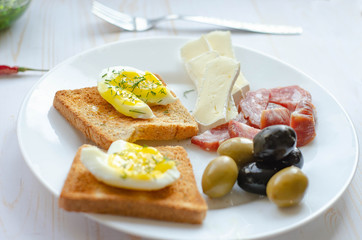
[16,36,360,239]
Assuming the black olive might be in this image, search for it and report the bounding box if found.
[237,162,279,195]
[256,148,304,169]
[237,148,303,196]
[253,125,297,161]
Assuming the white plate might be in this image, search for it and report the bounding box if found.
[17,37,358,239]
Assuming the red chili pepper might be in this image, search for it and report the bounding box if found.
[0,65,48,75]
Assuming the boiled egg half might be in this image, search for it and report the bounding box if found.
[80,140,180,190]
[98,66,177,119]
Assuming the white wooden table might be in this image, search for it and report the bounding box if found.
[0,0,361,239]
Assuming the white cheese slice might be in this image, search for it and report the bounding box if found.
[232,72,250,103]
[205,31,249,103]
[205,31,235,58]
[184,50,220,92]
[226,96,238,121]
[180,31,250,131]
[180,35,211,62]
[192,57,240,132]
[185,51,238,122]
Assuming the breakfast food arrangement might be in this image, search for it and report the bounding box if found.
[54,31,316,225]
[54,75,198,150]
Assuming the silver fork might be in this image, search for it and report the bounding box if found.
[92,1,302,35]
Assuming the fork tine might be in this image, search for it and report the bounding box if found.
[92,6,125,28]
[93,1,132,22]
[92,1,134,23]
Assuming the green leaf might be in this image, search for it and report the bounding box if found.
[183,89,195,98]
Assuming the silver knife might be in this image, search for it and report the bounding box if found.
[180,15,303,35]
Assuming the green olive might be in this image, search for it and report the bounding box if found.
[202,156,238,198]
[266,166,308,207]
[217,137,254,168]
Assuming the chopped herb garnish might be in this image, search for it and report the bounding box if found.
[120,172,127,179]
[163,110,169,114]
[183,89,195,98]
[129,109,146,114]
[150,91,156,96]
[163,156,172,162]
[145,166,153,173]
[159,88,166,95]
[131,77,146,91]
[102,73,107,78]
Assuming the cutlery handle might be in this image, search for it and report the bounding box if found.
[179,15,303,35]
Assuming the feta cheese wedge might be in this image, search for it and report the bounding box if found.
[192,57,240,132]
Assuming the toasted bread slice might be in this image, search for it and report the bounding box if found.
[53,87,198,149]
[59,145,207,224]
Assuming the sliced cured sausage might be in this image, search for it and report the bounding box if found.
[290,100,316,147]
[260,103,290,129]
[239,88,270,128]
[266,102,285,109]
[228,120,260,139]
[269,85,312,111]
[191,85,317,151]
[234,112,248,124]
[191,114,249,151]
[191,124,229,151]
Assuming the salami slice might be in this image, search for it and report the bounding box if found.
[269,85,312,111]
[191,124,230,151]
[228,120,260,140]
[233,112,248,124]
[260,103,290,129]
[239,88,270,128]
[191,85,317,151]
[290,100,316,147]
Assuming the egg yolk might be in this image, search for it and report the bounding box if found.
[107,142,176,180]
[98,68,177,119]
[103,70,171,105]
[98,81,153,117]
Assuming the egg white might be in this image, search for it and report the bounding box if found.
[99,66,144,82]
[80,140,180,191]
[97,81,155,119]
[99,66,177,105]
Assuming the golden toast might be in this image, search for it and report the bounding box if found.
[53,87,198,149]
[59,145,208,224]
